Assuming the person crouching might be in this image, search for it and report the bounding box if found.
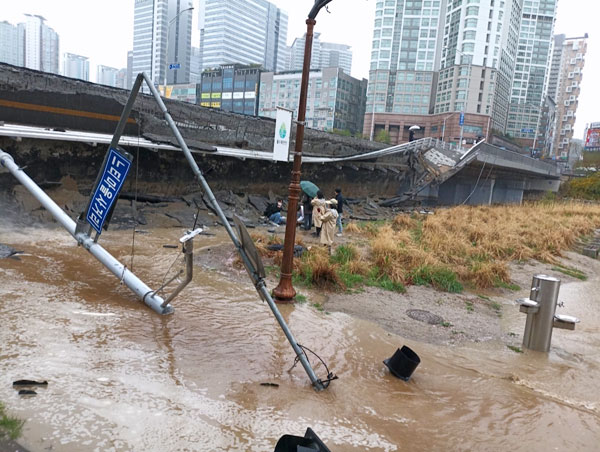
[319,198,339,254]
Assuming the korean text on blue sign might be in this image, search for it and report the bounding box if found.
[86,148,131,234]
[459,112,465,126]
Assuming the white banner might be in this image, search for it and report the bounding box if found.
[273,107,293,162]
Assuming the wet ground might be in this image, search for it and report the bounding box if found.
[1,225,599,451]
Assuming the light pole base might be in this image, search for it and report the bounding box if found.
[273,273,296,304]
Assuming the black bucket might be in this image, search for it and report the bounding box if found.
[383,345,421,381]
[274,428,331,452]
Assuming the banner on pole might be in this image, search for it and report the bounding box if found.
[273,107,293,162]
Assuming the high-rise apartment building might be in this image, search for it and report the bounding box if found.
[549,35,587,160]
[287,33,324,71]
[21,14,59,74]
[0,21,24,66]
[259,68,367,134]
[546,34,565,102]
[132,0,193,88]
[286,33,353,74]
[198,0,288,72]
[435,0,522,133]
[115,68,129,89]
[367,0,445,114]
[97,65,119,87]
[63,53,89,81]
[506,0,558,144]
[321,42,353,75]
[189,46,202,83]
[364,0,447,140]
[126,50,133,89]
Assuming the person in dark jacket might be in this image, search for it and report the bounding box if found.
[301,193,313,230]
[264,199,286,225]
[334,188,344,236]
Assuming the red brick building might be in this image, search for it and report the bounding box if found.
[363,112,491,148]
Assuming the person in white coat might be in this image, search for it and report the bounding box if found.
[319,199,339,254]
[311,190,327,237]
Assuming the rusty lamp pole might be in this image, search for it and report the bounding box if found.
[273,0,332,303]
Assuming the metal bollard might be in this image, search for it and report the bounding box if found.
[516,274,579,352]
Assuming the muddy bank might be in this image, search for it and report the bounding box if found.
[320,251,597,346]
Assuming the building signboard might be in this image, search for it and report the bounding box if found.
[585,127,600,150]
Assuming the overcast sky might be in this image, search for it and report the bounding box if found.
[2,0,597,137]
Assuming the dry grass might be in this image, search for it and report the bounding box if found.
[344,222,362,233]
[255,202,600,293]
[365,202,600,289]
[297,245,343,290]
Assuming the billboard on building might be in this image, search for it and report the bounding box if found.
[584,126,600,150]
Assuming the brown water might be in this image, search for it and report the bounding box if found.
[1,227,599,451]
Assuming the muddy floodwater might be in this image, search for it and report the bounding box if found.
[1,226,599,451]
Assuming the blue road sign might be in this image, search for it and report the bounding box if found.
[169,63,181,70]
[521,128,534,134]
[459,112,465,126]
[86,148,131,234]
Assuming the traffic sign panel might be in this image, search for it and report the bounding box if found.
[86,148,131,234]
[169,63,181,70]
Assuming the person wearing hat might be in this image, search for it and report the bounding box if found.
[319,198,339,254]
[310,191,327,237]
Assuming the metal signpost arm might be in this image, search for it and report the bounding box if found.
[110,73,144,148]
[139,73,325,390]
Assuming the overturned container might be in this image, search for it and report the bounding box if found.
[384,345,421,381]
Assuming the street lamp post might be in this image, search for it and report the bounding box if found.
[163,6,194,96]
[273,0,332,303]
[442,112,459,142]
[454,48,472,151]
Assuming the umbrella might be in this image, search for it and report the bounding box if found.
[300,180,319,198]
[409,125,421,131]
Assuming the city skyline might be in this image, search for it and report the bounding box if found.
[1,0,598,137]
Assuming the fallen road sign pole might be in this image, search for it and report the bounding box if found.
[0,149,173,315]
[130,72,326,390]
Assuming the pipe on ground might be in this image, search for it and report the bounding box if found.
[0,149,172,315]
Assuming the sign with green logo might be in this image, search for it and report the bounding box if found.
[273,107,293,162]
